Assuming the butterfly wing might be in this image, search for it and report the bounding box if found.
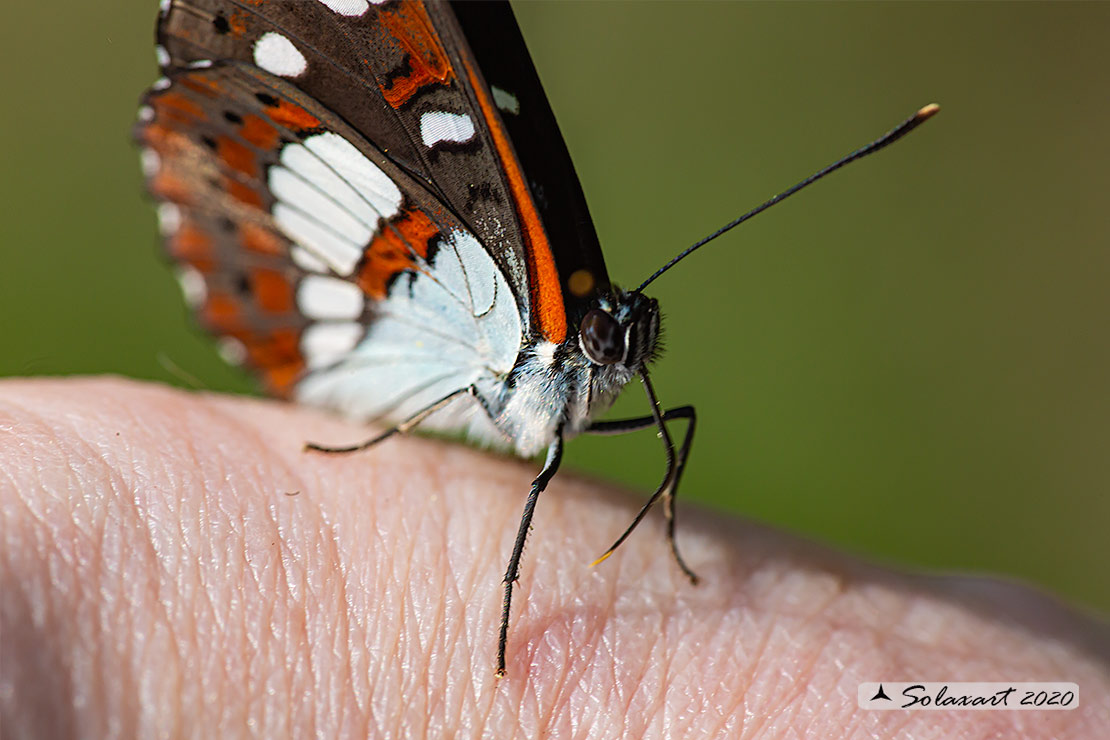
[138,0,606,438]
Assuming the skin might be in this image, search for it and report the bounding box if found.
[1,377,1106,739]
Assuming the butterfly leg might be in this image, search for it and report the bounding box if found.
[304,386,473,454]
[585,373,698,584]
[497,433,564,677]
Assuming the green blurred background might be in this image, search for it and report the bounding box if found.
[1,2,1107,613]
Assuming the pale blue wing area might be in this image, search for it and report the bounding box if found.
[296,228,522,447]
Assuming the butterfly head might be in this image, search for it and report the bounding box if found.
[578,289,660,373]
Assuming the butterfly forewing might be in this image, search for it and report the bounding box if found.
[154,0,576,325]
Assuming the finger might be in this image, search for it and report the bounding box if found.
[1,377,1105,738]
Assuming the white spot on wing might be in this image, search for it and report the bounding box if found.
[155,45,170,68]
[152,77,171,91]
[176,265,206,308]
[140,148,160,177]
[253,32,307,78]
[297,275,365,320]
[218,337,247,366]
[138,105,154,122]
[291,245,330,274]
[157,203,181,236]
[270,131,403,276]
[273,203,362,276]
[316,0,369,15]
[303,132,402,218]
[301,322,363,369]
[492,86,520,115]
[269,166,371,246]
[419,111,476,148]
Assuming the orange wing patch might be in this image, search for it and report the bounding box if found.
[168,222,215,272]
[250,268,295,313]
[225,326,305,398]
[240,222,283,256]
[357,208,439,299]
[377,1,454,108]
[239,113,279,150]
[263,97,321,132]
[216,134,258,178]
[462,60,566,343]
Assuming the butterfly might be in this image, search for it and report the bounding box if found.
[136,0,936,675]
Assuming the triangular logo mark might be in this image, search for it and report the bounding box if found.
[870,684,892,701]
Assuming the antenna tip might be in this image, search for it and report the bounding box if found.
[589,551,614,568]
[916,103,941,120]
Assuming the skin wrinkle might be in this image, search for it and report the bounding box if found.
[10,401,109,736]
[755,625,808,738]
[404,482,440,730]
[656,593,694,736]
[299,502,328,739]
[425,460,457,734]
[311,491,355,733]
[749,567,841,731]
[534,495,632,730]
[210,461,256,734]
[131,465,192,738]
[786,629,837,737]
[0,430,76,738]
[64,421,128,736]
[333,467,376,732]
[190,394,306,736]
[535,554,608,734]
[781,584,854,735]
[438,498,478,735]
[736,601,780,737]
[320,503,352,729]
[711,604,754,730]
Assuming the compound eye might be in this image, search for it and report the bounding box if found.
[580,309,625,365]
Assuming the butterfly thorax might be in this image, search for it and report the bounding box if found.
[492,289,660,457]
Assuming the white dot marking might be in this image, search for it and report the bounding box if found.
[419,111,476,148]
[270,131,402,276]
[140,148,161,177]
[301,322,363,369]
[218,337,247,366]
[297,276,365,321]
[269,168,372,249]
[291,245,330,274]
[157,203,182,236]
[253,32,307,78]
[302,132,402,218]
[176,265,206,308]
[155,45,170,68]
[492,87,520,115]
[273,203,363,276]
[316,0,369,16]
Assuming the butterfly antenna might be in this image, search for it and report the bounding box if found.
[635,104,939,293]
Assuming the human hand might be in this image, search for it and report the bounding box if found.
[2,378,1106,738]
